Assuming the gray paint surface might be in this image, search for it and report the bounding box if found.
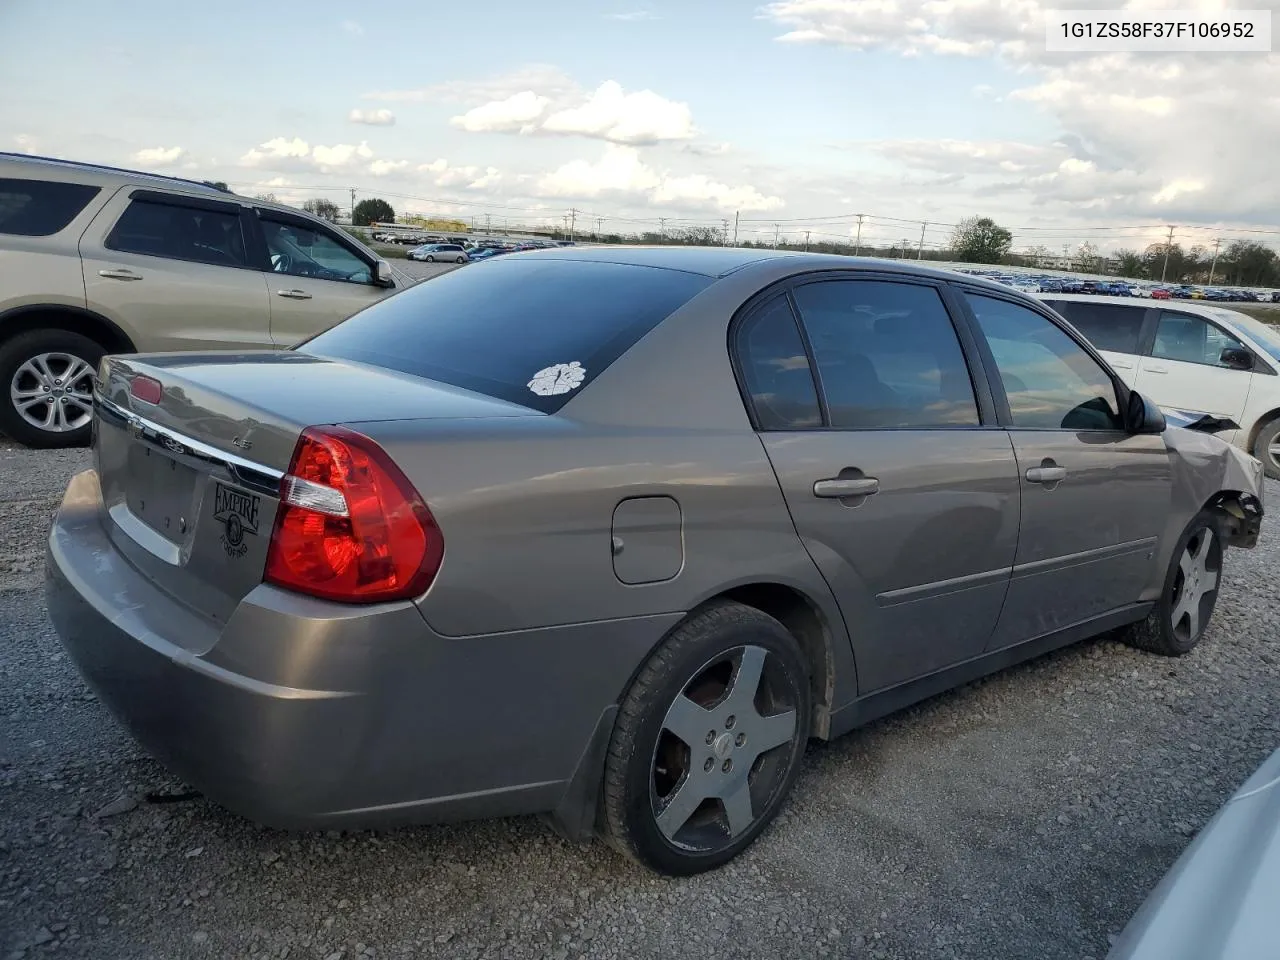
[44,248,1266,834]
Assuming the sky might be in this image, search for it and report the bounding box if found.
[2,0,1278,255]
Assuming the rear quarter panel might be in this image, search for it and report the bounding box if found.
[350,264,854,685]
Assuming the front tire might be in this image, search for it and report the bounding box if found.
[0,329,104,448]
[1253,418,1280,480]
[425,255,435,263]
[601,601,811,876]
[1118,510,1224,656]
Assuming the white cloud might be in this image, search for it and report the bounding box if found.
[239,137,374,172]
[450,91,550,133]
[368,159,409,176]
[536,144,782,213]
[540,81,694,144]
[763,0,1280,223]
[415,158,503,191]
[349,108,395,126]
[341,20,363,36]
[450,80,696,145]
[607,10,660,20]
[312,141,373,168]
[14,134,37,155]
[132,145,187,167]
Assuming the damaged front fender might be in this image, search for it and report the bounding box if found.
[1163,426,1265,549]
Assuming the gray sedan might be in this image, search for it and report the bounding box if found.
[46,248,1265,876]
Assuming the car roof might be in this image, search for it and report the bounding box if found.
[1039,292,1256,325]
[0,152,326,222]
[506,245,1016,288]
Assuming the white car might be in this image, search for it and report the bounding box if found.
[1039,293,1280,478]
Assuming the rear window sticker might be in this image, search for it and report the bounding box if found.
[528,361,586,397]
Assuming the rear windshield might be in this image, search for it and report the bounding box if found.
[300,257,713,412]
[0,178,101,236]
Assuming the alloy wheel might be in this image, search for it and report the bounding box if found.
[650,644,800,852]
[1170,527,1221,643]
[10,352,95,434]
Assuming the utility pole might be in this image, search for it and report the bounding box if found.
[569,207,577,242]
[853,214,865,256]
[1160,225,1175,283]
[484,213,491,234]
[349,187,357,225]
[804,230,811,252]
[596,217,603,239]
[917,221,927,260]
[773,223,780,249]
[721,219,730,246]
[1208,237,1222,285]
[659,217,667,242]
[901,238,910,259]
[733,210,740,246]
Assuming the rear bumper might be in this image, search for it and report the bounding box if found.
[47,469,678,831]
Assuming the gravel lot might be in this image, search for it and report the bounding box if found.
[2,436,1278,960]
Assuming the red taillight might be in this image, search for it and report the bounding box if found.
[264,427,443,603]
[130,375,162,405]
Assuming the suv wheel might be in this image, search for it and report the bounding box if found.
[0,330,105,448]
[602,601,811,875]
[1252,417,1280,481]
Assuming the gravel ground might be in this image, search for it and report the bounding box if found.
[1,436,1277,960]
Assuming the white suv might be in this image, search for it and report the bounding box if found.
[1041,293,1280,478]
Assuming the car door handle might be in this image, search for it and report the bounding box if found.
[276,289,313,300]
[813,477,880,498]
[1145,364,1169,374]
[99,268,142,281]
[1025,466,1067,484]
[1110,359,1134,369]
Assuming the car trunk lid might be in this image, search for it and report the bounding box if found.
[93,352,537,634]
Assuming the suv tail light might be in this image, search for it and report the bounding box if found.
[264,426,443,603]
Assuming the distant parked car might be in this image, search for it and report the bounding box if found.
[407,243,468,263]
[1152,288,1172,300]
[1041,292,1280,478]
[0,152,400,447]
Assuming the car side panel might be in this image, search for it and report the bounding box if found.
[358,416,845,640]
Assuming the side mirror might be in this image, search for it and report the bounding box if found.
[374,260,394,287]
[1126,390,1166,435]
[1220,346,1254,371]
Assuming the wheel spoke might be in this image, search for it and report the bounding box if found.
[656,773,707,841]
[662,693,715,748]
[1184,599,1201,638]
[1200,570,1218,595]
[727,646,767,709]
[30,354,55,382]
[749,709,798,754]
[719,778,755,837]
[1178,550,1194,580]
[65,395,93,415]
[14,395,47,411]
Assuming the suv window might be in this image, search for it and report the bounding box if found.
[1153,311,1248,368]
[301,258,713,412]
[735,296,821,429]
[791,280,979,428]
[0,178,101,237]
[1048,300,1145,354]
[966,293,1122,430]
[261,217,372,284]
[107,197,247,267]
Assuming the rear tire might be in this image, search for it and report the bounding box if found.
[1252,418,1280,480]
[1117,510,1224,656]
[0,329,105,448]
[601,601,812,876]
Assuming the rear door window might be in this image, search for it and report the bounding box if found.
[1048,301,1146,354]
[1152,311,1247,367]
[734,295,821,429]
[0,178,101,236]
[301,258,713,412]
[106,197,247,268]
[791,279,980,428]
